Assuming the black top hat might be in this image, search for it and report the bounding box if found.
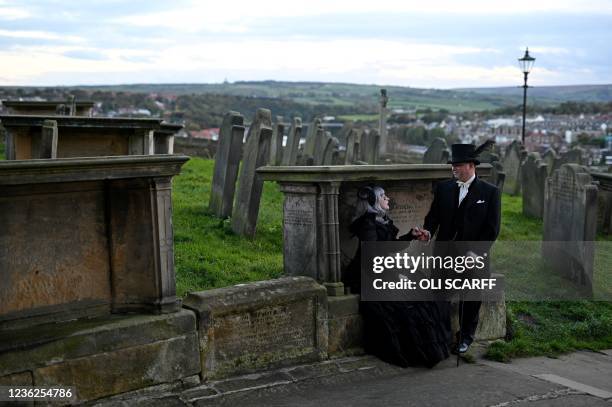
[448,144,480,165]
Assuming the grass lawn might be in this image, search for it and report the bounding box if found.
[174,158,612,361]
[172,158,283,297]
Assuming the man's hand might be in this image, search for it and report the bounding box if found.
[411,227,431,242]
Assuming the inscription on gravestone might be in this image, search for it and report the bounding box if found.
[213,301,315,360]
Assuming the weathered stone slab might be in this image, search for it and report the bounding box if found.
[542,148,559,176]
[209,111,245,218]
[521,152,548,218]
[39,119,58,158]
[0,310,200,402]
[269,118,284,166]
[183,277,328,380]
[552,147,585,174]
[344,129,357,165]
[303,118,323,164]
[231,109,273,237]
[491,161,506,191]
[0,155,188,327]
[281,118,302,166]
[502,140,526,195]
[542,164,598,293]
[0,115,180,159]
[423,137,450,164]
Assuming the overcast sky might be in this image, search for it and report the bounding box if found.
[1,0,611,88]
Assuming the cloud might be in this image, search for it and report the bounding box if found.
[0,29,83,42]
[0,4,30,20]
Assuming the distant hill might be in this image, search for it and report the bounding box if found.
[456,84,612,104]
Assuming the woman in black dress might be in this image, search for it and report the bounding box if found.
[345,185,451,368]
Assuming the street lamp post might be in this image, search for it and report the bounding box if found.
[518,48,535,144]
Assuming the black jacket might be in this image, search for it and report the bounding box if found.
[349,212,414,243]
[424,177,501,244]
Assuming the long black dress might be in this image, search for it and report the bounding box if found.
[345,212,451,368]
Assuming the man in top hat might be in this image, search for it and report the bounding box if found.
[420,141,501,354]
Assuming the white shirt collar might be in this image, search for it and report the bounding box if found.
[457,174,476,187]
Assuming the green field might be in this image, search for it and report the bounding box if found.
[172,157,612,361]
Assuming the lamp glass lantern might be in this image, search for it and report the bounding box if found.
[518,48,536,74]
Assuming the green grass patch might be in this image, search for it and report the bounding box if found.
[0,141,5,160]
[172,157,283,297]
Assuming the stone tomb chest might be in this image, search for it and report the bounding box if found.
[259,164,492,294]
[0,155,189,328]
[0,115,181,160]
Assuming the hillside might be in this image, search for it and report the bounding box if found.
[457,84,612,104]
[63,81,612,112]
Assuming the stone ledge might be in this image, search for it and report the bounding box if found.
[0,309,198,377]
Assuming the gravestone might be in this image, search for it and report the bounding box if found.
[502,140,526,195]
[231,109,273,237]
[313,130,332,165]
[209,111,245,218]
[490,161,506,191]
[322,137,340,166]
[269,117,284,166]
[521,152,548,218]
[344,129,359,165]
[552,147,585,174]
[360,130,380,164]
[302,118,323,164]
[479,149,500,164]
[423,137,450,164]
[40,119,58,158]
[183,277,328,379]
[281,118,302,166]
[542,164,598,293]
[542,148,559,176]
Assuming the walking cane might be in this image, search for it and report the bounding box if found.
[457,296,464,367]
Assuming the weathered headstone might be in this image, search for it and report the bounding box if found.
[359,130,380,164]
[209,111,245,218]
[183,277,328,379]
[490,161,506,191]
[552,147,585,174]
[344,129,357,165]
[39,119,58,158]
[423,137,450,164]
[502,140,526,195]
[322,137,340,166]
[231,109,273,237]
[521,152,548,218]
[313,130,332,165]
[302,118,323,165]
[269,117,284,166]
[542,164,598,293]
[542,148,559,176]
[281,117,302,166]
